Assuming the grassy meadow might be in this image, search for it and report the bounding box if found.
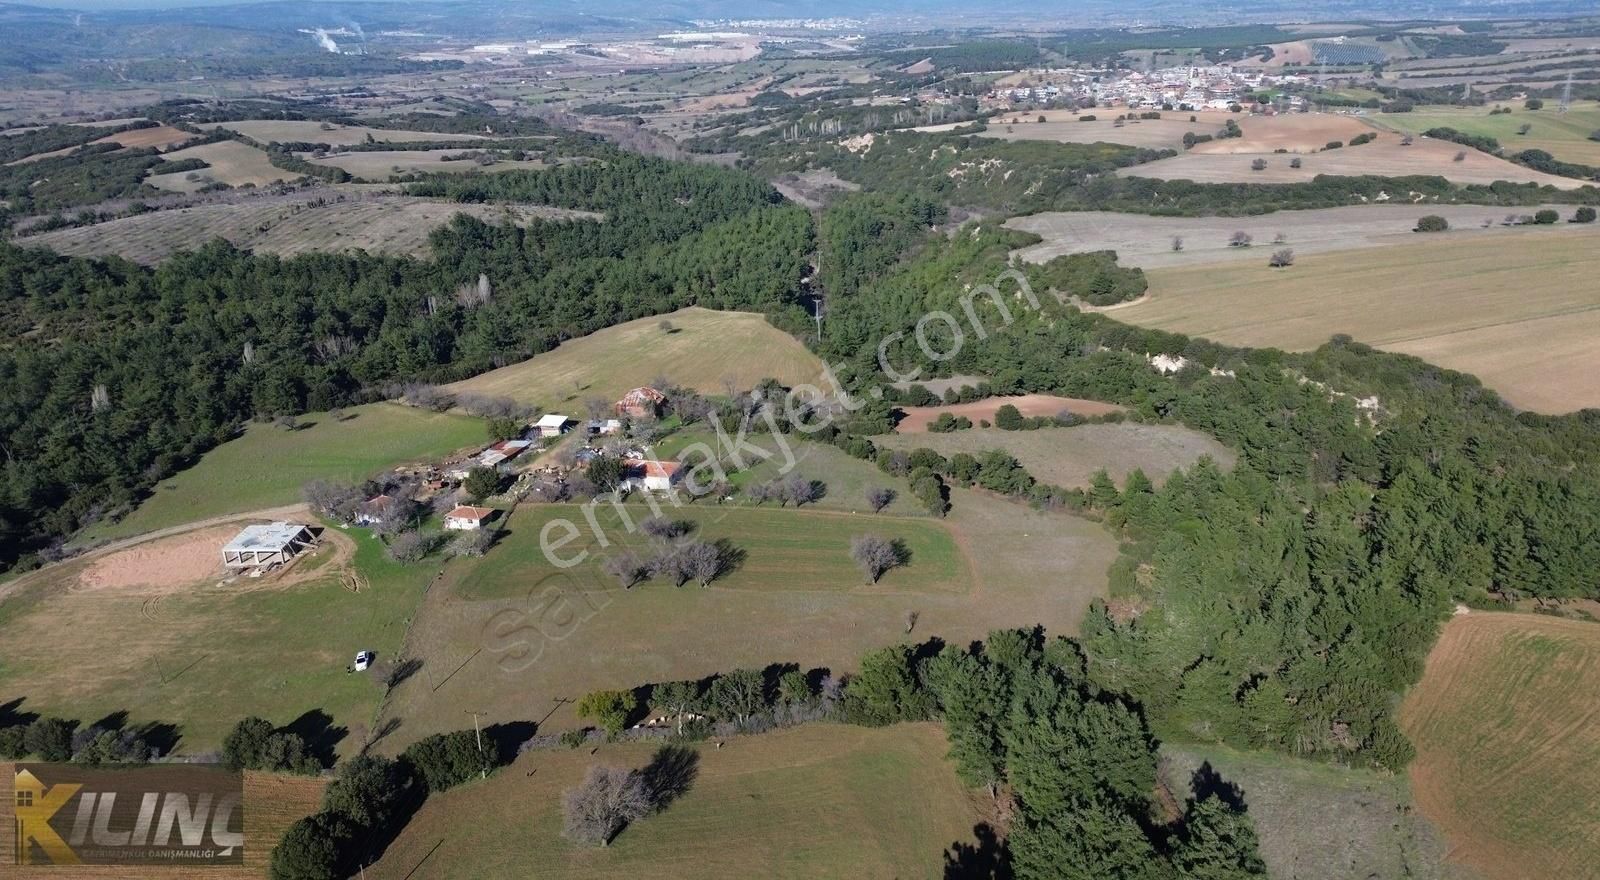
[446,307,826,413]
[0,531,433,756]
[1400,612,1600,880]
[1117,228,1600,413]
[1373,101,1600,166]
[368,723,983,880]
[77,403,484,544]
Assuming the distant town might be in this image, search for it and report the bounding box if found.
[986,65,1312,111]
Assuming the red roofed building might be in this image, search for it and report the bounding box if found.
[615,386,667,419]
[622,459,682,493]
[444,506,497,530]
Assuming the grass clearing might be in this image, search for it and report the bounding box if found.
[876,422,1235,488]
[1371,101,1600,166]
[300,148,548,179]
[200,120,485,146]
[20,194,596,264]
[0,530,433,756]
[1162,744,1464,880]
[448,307,825,411]
[893,394,1123,432]
[369,723,982,880]
[1114,228,1600,412]
[146,140,295,191]
[1400,612,1600,880]
[376,489,1115,746]
[76,403,483,544]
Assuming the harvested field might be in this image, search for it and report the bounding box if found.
[1112,228,1600,412]
[876,422,1234,488]
[448,307,825,411]
[0,768,324,878]
[375,488,1115,746]
[76,525,236,592]
[200,119,484,146]
[1400,612,1600,880]
[1121,130,1587,188]
[369,724,981,880]
[1007,203,1594,270]
[5,123,194,164]
[894,394,1123,432]
[300,148,548,179]
[20,194,597,264]
[146,140,294,191]
[1190,112,1374,154]
[916,111,1236,150]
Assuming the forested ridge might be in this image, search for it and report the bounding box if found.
[0,154,810,564]
[796,215,1600,772]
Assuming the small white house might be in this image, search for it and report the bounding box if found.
[621,459,682,493]
[535,413,573,438]
[444,506,496,530]
[354,494,395,526]
[587,418,623,436]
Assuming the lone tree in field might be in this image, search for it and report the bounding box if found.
[601,551,651,588]
[1414,215,1449,233]
[1268,248,1295,268]
[1228,231,1252,248]
[867,487,896,513]
[1288,156,1302,169]
[562,765,651,847]
[1454,150,1467,162]
[1171,235,1184,252]
[1574,206,1597,224]
[851,535,902,584]
[1249,158,1267,171]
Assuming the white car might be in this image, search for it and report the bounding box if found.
[353,651,374,672]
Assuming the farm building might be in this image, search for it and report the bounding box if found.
[535,414,573,438]
[354,493,396,525]
[622,459,682,493]
[587,418,623,436]
[615,386,666,419]
[221,522,316,569]
[444,506,496,530]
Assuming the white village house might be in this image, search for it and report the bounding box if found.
[222,522,316,569]
[622,459,682,493]
[444,505,496,530]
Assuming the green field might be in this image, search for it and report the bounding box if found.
[876,422,1236,489]
[457,503,966,601]
[77,403,484,544]
[446,307,826,412]
[1374,101,1600,165]
[369,723,983,880]
[0,532,431,756]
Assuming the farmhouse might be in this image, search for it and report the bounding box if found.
[354,493,395,525]
[587,418,623,436]
[221,522,316,569]
[535,413,573,438]
[615,386,666,419]
[444,506,496,530]
[622,459,683,493]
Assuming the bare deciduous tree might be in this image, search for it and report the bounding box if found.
[562,765,651,847]
[1269,248,1295,268]
[601,551,652,588]
[1229,231,1252,248]
[867,487,896,513]
[851,534,902,584]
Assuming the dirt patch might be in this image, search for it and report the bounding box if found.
[76,525,238,593]
[101,124,195,151]
[74,524,354,595]
[895,394,1124,432]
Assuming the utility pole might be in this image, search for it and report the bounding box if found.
[466,710,487,778]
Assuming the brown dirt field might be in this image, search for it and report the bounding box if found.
[0,767,324,878]
[923,112,1236,150]
[1189,113,1375,154]
[199,120,485,146]
[76,525,238,592]
[1122,130,1586,188]
[1400,612,1600,880]
[894,394,1124,432]
[300,148,548,179]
